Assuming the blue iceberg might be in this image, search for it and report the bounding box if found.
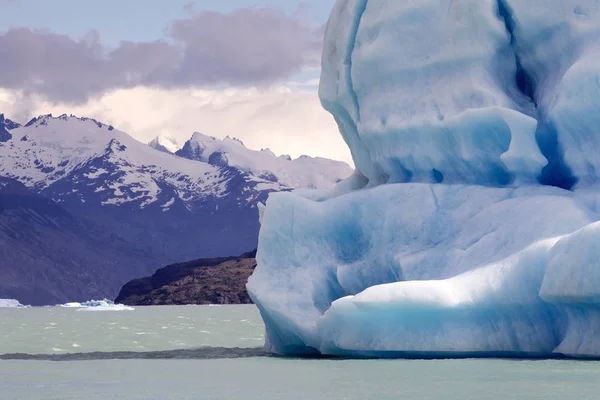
[247,0,600,358]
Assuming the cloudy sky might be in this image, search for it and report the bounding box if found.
[0,0,352,164]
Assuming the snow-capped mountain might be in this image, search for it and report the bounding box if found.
[0,114,350,208]
[0,113,352,304]
[176,132,351,191]
[1,115,224,208]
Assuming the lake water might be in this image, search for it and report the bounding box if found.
[1,305,600,400]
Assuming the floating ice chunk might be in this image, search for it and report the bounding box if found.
[63,299,135,311]
[248,0,600,359]
[0,299,27,308]
[59,302,82,308]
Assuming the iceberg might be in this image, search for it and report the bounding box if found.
[59,299,134,311]
[0,299,27,308]
[77,299,134,311]
[59,302,84,308]
[247,0,600,358]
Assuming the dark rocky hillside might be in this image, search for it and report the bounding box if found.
[115,250,257,305]
[0,177,163,305]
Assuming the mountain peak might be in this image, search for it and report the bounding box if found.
[148,135,179,154]
[25,114,49,127]
[223,135,245,146]
[23,113,111,130]
[190,131,217,143]
[188,132,247,148]
[176,131,353,189]
[260,148,275,157]
[0,113,20,142]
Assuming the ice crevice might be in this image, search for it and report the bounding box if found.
[497,0,577,190]
[496,0,537,106]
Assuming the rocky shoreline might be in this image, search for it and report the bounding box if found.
[115,250,257,305]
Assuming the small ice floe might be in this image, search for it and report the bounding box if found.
[0,299,29,308]
[60,299,134,311]
[59,302,83,308]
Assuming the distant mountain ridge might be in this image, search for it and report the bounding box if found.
[0,113,352,304]
[175,132,350,190]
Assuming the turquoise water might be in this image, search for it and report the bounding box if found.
[1,305,599,400]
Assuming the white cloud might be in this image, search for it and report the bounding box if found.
[0,86,353,165]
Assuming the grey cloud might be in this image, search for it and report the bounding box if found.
[168,8,320,86]
[0,8,321,103]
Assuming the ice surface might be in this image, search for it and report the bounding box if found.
[59,299,134,311]
[248,184,600,357]
[77,299,134,311]
[248,0,600,359]
[0,299,27,308]
[320,0,546,187]
[59,302,83,308]
[319,0,600,188]
[502,0,600,187]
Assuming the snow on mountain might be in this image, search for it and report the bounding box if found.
[0,114,351,210]
[0,114,223,208]
[148,135,179,154]
[176,132,351,191]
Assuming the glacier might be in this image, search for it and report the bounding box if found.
[247,0,600,358]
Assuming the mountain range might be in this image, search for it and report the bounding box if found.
[0,113,351,305]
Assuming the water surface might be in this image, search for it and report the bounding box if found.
[0,305,263,354]
[1,305,599,400]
